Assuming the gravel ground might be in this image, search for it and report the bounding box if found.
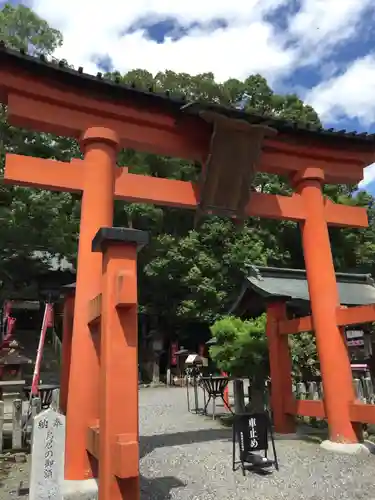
[139,386,375,500]
[1,386,375,499]
[0,455,28,500]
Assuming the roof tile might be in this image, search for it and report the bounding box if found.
[1,42,375,145]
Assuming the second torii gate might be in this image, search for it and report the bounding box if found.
[2,43,375,499]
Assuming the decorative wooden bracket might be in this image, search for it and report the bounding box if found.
[87,421,100,458]
[112,434,139,479]
[88,294,102,326]
[86,424,138,479]
[115,272,137,309]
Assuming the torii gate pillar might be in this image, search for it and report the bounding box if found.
[65,127,120,479]
[60,287,75,416]
[294,168,358,443]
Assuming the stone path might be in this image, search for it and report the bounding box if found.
[1,386,375,499]
[139,386,375,500]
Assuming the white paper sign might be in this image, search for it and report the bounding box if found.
[29,408,65,500]
[185,354,201,365]
[346,329,364,339]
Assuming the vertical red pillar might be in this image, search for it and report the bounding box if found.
[294,167,357,443]
[93,227,149,500]
[60,288,75,415]
[65,128,120,479]
[266,301,295,433]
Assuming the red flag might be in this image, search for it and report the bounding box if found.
[31,303,52,395]
[46,303,54,328]
[198,344,205,358]
[3,300,12,319]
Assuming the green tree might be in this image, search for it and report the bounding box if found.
[209,316,321,399]
[289,332,319,381]
[209,315,269,410]
[0,2,63,55]
[209,315,268,377]
[0,3,80,297]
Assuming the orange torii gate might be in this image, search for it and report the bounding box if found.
[1,42,375,499]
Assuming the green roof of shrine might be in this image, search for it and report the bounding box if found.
[1,42,375,146]
[231,266,375,316]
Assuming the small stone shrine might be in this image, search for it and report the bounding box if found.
[0,340,31,381]
[29,408,66,500]
[0,340,31,399]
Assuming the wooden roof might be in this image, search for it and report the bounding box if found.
[1,42,375,148]
[231,266,375,317]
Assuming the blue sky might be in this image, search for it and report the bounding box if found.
[4,0,375,191]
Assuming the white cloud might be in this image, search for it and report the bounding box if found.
[101,22,296,84]
[305,55,375,125]
[29,0,294,83]
[289,0,371,52]
[25,0,375,131]
[28,0,373,84]
[359,163,375,189]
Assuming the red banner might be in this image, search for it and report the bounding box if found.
[0,317,16,350]
[46,304,54,328]
[198,344,205,358]
[170,342,178,366]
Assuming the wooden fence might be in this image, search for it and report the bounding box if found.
[293,377,375,405]
[227,377,375,416]
[0,389,60,452]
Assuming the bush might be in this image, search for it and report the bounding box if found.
[209,314,268,381]
[209,315,319,384]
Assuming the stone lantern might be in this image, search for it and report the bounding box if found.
[0,340,32,399]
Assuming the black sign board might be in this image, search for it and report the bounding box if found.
[240,414,268,452]
[232,412,278,475]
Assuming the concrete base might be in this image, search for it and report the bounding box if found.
[320,440,371,455]
[364,440,375,454]
[63,479,98,500]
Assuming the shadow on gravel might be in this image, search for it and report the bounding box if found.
[140,427,232,458]
[140,475,185,499]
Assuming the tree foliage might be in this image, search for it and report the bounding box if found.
[209,315,269,380]
[289,332,320,381]
[0,3,80,296]
[209,316,320,384]
[0,2,63,55]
